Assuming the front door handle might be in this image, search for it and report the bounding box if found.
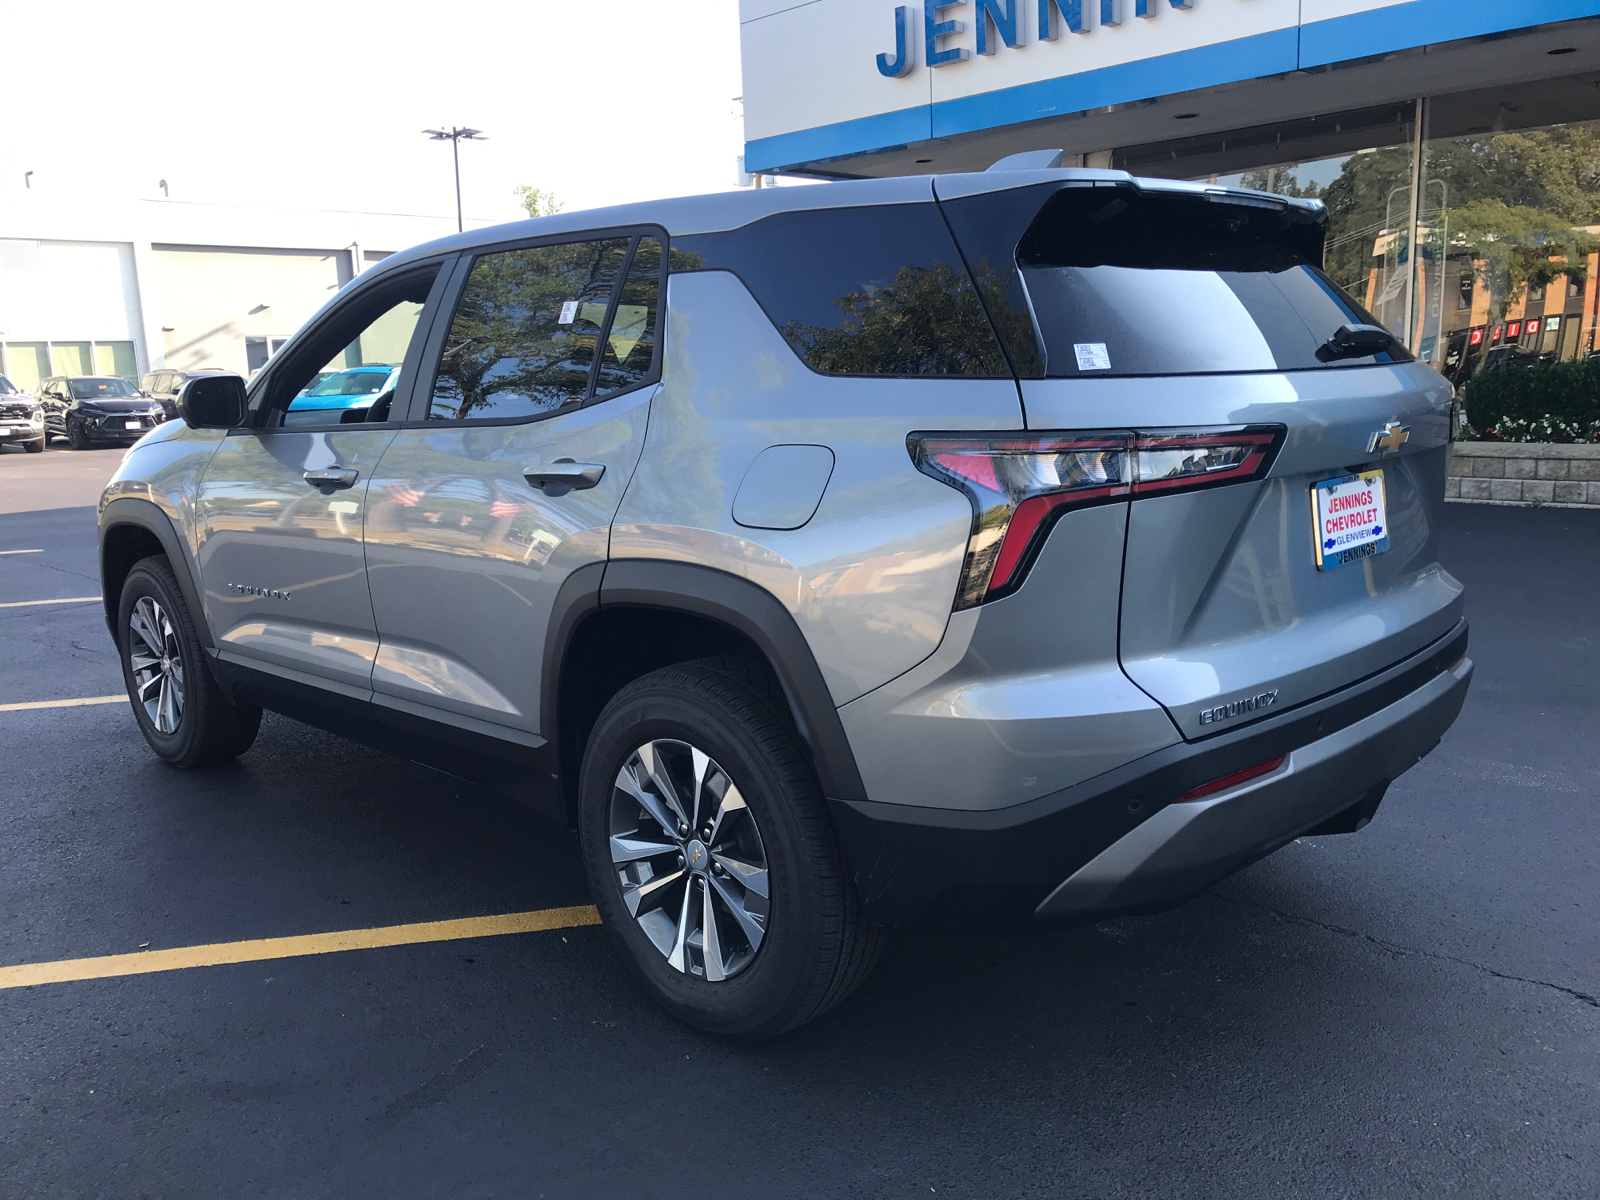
[523,459,605,497]
[304,467,359,490]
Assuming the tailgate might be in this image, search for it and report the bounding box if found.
[1026,364,1460,740]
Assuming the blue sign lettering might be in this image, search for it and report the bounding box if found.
[883,0,1196,75]
[877,5,915,77]
[1039,0,1087,37]
[926,1,971,67]
[975,0,1021,55]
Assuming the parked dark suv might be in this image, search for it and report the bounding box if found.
[98,162,1471,1037]
[40,376,166,449]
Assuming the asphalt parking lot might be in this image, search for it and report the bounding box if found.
[1,440,1596,1198]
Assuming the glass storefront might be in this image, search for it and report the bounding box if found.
[1116,72,1600,404]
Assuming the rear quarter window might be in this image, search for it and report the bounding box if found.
[672,205,1009,378]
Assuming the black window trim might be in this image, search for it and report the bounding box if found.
[242,255,458,433]
[401,222,669,429]
[669,202,1015,382]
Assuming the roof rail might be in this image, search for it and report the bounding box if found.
[987,149,1065,172]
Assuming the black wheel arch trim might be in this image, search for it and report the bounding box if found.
[99,497,212,650]
[583,559,868,804]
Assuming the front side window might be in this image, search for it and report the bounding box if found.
[267,264,439,427]
[428,237,633,421]
[672,205,1008,378]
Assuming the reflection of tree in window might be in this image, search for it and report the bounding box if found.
[590,237,663,398]
[432,239,628,420]
[780,261,1007,376]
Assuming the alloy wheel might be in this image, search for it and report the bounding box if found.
[127,595,185,734]
[609,738,770,981]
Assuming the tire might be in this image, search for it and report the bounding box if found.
[117,556,262,767]
[578,656,885,1040]
[24,437,44,453]
[66,417,90,450]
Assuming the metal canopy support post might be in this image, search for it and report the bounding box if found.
[1404,96,1426,352]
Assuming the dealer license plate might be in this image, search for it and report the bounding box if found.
[1313,469,1389,570]
[125,420,143,430]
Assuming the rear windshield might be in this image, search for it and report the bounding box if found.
[1016,189,1408,377]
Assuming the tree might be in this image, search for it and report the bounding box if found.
[514,186,564,219]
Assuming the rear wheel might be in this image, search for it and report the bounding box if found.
[118,556,261,767]
[578,657,884,1040]
[66,417,90,450]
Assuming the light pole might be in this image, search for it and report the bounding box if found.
[422,126,486,232]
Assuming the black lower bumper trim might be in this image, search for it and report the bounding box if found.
[828,620,1468,925]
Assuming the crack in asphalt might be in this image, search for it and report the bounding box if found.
[1212,891,1600,1010]
[9,559,101,585]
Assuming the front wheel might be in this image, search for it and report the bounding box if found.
[66,418,90,450]
[118,556,262,767]
[578,658,884,1039]
[23,437,44,453]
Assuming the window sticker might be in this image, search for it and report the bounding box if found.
[1073,342,1111,371]
[558,300,579,325]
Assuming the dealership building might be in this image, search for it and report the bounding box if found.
[0,193,456,393]
[740,0,1600,379]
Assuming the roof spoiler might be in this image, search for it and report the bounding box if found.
[987,149,1065,172]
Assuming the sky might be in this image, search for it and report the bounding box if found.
[2,0,748,222]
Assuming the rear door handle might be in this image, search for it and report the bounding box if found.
[523,459,605,497]
[304,467,359,490]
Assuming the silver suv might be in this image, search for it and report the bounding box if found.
[98,166,1472,1038]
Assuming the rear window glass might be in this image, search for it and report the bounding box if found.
[672,205,1009,378]
[1016,188,1407,376]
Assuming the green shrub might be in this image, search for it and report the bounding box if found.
[1462,360,1600,443]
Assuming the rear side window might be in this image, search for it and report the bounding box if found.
[672,205,1009,378]
[594,236,663,400]
[429,238,631,421]
[427,233,663,422]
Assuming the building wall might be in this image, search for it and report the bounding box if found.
[0,238,146,390]
[151,245,355,375]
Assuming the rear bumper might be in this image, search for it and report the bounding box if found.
[828,621,1471,925]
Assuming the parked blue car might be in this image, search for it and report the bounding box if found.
[284,365,400,426]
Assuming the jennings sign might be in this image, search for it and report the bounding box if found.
[876,0,1193,77]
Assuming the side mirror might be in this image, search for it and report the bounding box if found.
[176,375,247,429]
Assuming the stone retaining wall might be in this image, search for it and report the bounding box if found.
[1445,442,1600,507]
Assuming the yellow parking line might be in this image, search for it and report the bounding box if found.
[0,695,126,712]
[0,906,602,990]
[0,596,100,608]
[0,548,44,555]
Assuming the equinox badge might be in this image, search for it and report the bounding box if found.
[1198,690,1279,725]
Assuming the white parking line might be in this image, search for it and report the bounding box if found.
[0,548,44,555]
[0,596,100,608]
[0,695,125,712]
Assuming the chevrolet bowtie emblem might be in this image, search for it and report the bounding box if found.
[1367,421,1410,455]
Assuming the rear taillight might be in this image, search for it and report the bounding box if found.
[910,425,1283,609]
